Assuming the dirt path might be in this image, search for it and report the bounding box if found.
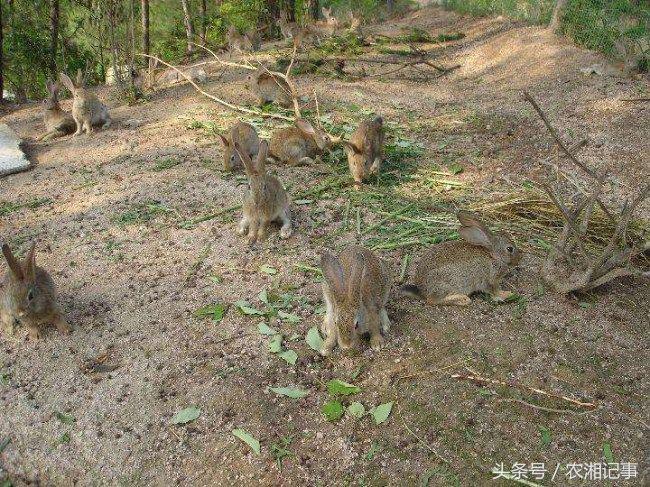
[1,6,648,486]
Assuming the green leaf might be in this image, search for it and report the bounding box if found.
[54,411,75,425]
[448,162,464,175]
[171,406,201,425]
[347,402,366,419]
[278,349,298,365]
[232,429,261,455]
[258,323,278,335]
[578,301,592,309]
[278,310,301,324]
[364,441,380,460]
[194,303,226,322]
[306,327,324,352]
[58,432,71,444]
[322,400,344,422]
[259,289,269,304]
[539,426,551,447]
[0,437,10,454]
[294,199,313,205]
[234,300,264,315]
[369,402,393,425]
[269,387,309,399]
[269,334,283,353]
[259,265,278,275]
[603,442,614,464]
[327,379,361,396]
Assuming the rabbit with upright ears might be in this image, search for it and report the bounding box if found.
[227,25,253,55]
[401,211,522,305]
[218,121,260,171]
[1,243,71,340]
[342,116,384,189]
[246,68,292,107]
[236,139,292,244]
[269,118,340,166]
[39,79,76,141]
[320,245,392,356]
[59,70,111,135]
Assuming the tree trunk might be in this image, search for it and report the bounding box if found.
[387,0,394,15]
[549,0,568,32]
[0,0,4,102]
[310,0,319,20]
[141,0,149,56]
[180,0,195,56]
[49,0,60,78]
[200,0,207,46]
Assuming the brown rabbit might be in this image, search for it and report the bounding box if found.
[0,243,70,340]
[246,68,292,107]
[218,122,260,171]
[401,211,522,305]
[306,7,339,41]
[59,70,111,135]
[39,79,75,141]
[320,245,392,355]
[227,26,253,54]
[236,139,292,244]
[269,118,339,166]
[245,27,262,51]
[342,116,384,188]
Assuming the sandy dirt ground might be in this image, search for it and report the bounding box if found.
[1,5,649,487]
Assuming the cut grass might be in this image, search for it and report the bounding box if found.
[114,201,176,226]
[0,197,52,216]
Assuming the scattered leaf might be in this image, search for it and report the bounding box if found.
[269,334,283,353]
[0,437,10,454]
[234,300,264,316]
[327,379,361,396]
[260,265,278,275]
[306,327,324,352]
[603,442,614,464]
[258,323,278,335]
[278,310,301,324]
[347,402,366,418]
[369,402,393,424]
[171,406,201,425]
[278,349,298,365]
[259,289,269,304]
[349,366,364,380]
[539,426,551,447]
[294,199,313,205]
[54,411,75,425]
[58,432,71,444]
[578,301,592,309]
[194,303,226,322]
[232,429,261,455]
[448,162,464,175]
[322,400,344,422]
[364,441,380,460]
[269,387,309,399]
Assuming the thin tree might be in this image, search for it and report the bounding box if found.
[141,0,149,57]
[49,0,60,78]
[200,0,207,46]
[549,0,568,32]
[180,0,195,56]
[0,0,3,102]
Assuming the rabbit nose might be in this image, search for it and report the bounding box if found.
[17,311,25,317]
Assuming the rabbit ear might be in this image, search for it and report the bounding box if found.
[256,139,269,168]
[321,251,345,298]
[45,79,53,93]
[295,118,316,136]
[233,140,254,172]
[342,141,362,154]
[23,243,37,282]
[75,69,84,86]
[457,211,494,249]
[59,73,75,93]
[217,133,230,147]
[2,244,24,280]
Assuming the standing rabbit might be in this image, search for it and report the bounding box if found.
[342,116,384,188]
[59,70,111,136]
[227,26,253,54]
[1,243,71,340]
[236,139,292,244]
[269,118,339,166]
[401,211,522,305]
[39,79,75,141]
[218,122,260,171]
[246,68,292,107]
[320,245,392,356]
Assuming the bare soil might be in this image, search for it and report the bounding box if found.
[1,6,648,487]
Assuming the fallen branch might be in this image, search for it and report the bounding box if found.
[496,398,592,415]
[450,371,596,408]
[138,53,293,121]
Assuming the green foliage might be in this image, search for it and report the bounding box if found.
[442,0,555,23]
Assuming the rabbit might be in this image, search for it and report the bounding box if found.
[236,139,292,244]
[269,118,340,166]
[39,79,75,141]
[217,121,260,171]
[147,59,207,89]
[342,116,384,188]
[401,211,522,306]
[246,67,292,107]
[306,7,339,41]
[320,245,392,356]
[227,26,253,55]
[278,17,302,41]
[0,243,71,340]
[59,70,111,135]
[245,27,262,51]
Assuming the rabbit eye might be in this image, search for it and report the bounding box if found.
[230,154,236,162]
[27,288,35,302]
[507,246,514,253]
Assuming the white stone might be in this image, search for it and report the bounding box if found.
[0,123,31,177]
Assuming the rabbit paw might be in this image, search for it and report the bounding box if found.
[492,290,513,302]
[279,226,293,239]
[370,334,385,351]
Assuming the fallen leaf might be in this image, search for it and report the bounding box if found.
[278,349,298,365]
[347,402,366,418]
[294,199,313,205]
[269,334,283,353]
[448,162,464,175]
[234,300,265,316]
[194,303,226,322]
[232,429,261,455]
[305,327,324,352]
[258,323,278,335]
[369,402,393,424]
[269,387,309,399]
[322,400,344,422]
[278,310,301,324]
[539,426,551,447]
[327,379,361,396]
[171,406,201,425]
[54,412,75,425]
[603,442,614,464]
[260,265,278,275]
